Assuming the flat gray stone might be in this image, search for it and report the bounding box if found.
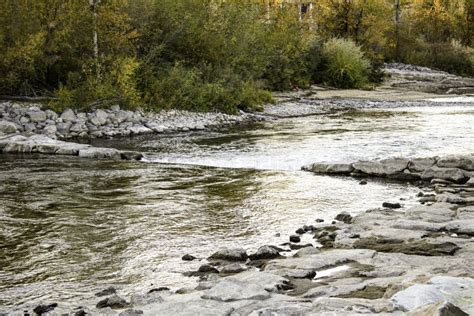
[408,157,437,173]
[353,158,409,176]
[60,108,76,122]
[303,163,354,174]
[201,279,270,302]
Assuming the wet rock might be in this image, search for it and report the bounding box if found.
[353,158,409,177]
[283,269,316,279]
[95,286,117,297]
[437,154,474,171]
[119,310,144,316]
[0,120,17,134]
[382,202,402,209]
[421,166,469,184]
[359,180,368,185]
[96,294,129,309]
[295,227,305,234]
[208,248,248,262]
[353,238,459,256]
[198,264,219,274]
[148,287,170,293]
[182,254,196,261]
[73,309,87,316]
[249,245,281,260]
[312,297,396,314]
[33,303,58,315]
[335,212,352,223]
[289,235,301,243]
[201,279,270,302]
[289,243,313,250]
[120,151,143,161]
[315,218,324,223]
[303,163,354,174]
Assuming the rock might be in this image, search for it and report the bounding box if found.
[43,125,57,136]
[382,202,402,209]
[130,291,163,305]
[335,212,352,223]
[290,243,313,250]
[129,125,152,135]
[56,122,71,135]
[95,286,117,297]
[78,147,121,159]
[96,294,129,309]
[283,269,316,279]
[201,279,270,302]
[437,155,474,171]
[359,180,368,185]
[295,227,305,234]
[408,157,437,173]
[60,109,76,122]
[119,310,144,316]
[407,301,469,316]
[182,254,196,261]
[73,309,87,316]
[91,109,108,126]
[353,158,409,177]
[315,218,324,223]
[208,248,248,262]
[0,120,17,134]
[293,246,320,257]
[27,110,47,123]
[198,264,219,274]
[33,303,58,315]
[289,235,301,243]
[148,287,170,293]
[353,238,459,256]
[45,109,58,121]
[249,245,281,260]
[220,263,246,274]
[303,163,354,174]
[421,166,469,184]
[120,151,143,161]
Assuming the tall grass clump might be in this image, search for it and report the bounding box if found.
[322,38,371,88]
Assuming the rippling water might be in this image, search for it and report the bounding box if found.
[0,105,473,312]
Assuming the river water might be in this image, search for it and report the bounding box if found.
[0,105,473,312]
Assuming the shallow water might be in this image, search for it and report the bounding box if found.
[0,105,473,312]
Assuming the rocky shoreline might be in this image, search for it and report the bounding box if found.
[17,153,474,315]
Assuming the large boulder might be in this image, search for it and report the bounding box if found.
[353,158,409,177]
[0,120,17,134]
[421,166,469,183]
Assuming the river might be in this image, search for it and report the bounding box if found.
[0,104,473,312]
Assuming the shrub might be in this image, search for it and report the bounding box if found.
[321,38,371,88]
[404,40,474,77]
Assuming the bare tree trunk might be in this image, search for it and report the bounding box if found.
[395,0,401,61]
[90,0,101,77]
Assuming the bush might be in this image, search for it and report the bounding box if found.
[321,38,371,88]
[403,40,474,77]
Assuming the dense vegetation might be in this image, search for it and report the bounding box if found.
[0,0,472,113]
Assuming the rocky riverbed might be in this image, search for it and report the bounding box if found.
[14,153,473,315]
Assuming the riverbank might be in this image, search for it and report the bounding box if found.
[21,153,473,315]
